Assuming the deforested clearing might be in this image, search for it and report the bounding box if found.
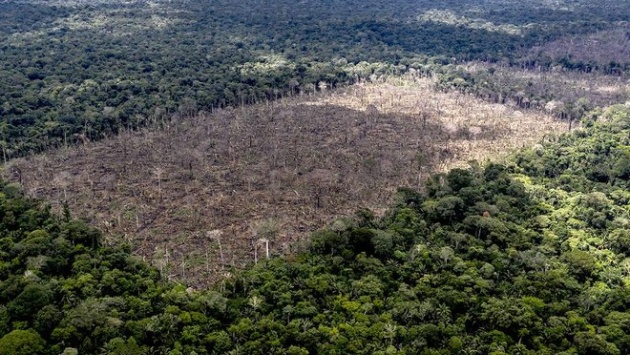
[4,75,565,286]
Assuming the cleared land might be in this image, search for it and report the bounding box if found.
[3,75,566,286]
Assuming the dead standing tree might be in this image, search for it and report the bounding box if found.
[305,169,336,210]
[252,218,280,263]
[52,171,72,203]
[206,229,224,269]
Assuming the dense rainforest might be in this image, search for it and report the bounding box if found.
[1,0,630,157]
[0,104,628,354]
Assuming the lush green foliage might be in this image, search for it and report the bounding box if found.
[1,105,629,354]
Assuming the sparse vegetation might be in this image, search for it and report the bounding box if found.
[4,75,566,285]
[436,63,630,114]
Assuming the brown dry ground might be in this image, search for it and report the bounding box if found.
[3,74,566,286]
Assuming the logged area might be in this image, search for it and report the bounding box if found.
[0,110,628,354]
[2,0,630,354]
[4,76,565,285]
